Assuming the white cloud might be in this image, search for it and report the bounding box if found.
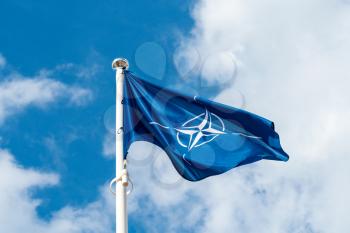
[54,62,102,79]
[0,56,93,125]
[0,149,114,233]
[108,1,350,232]
[125,140,350,233]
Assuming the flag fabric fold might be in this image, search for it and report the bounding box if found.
[123,71,288,181]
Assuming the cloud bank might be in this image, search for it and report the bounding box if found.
[122,1,350,232]
[0,149,114,233]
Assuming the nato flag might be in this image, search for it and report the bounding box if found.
[123,71,289,181]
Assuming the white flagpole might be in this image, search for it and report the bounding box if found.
[112,58,129,233]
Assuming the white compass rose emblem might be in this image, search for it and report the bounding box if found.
[150,108,226,165]
[175,109,226,150]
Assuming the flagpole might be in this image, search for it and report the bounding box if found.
[112,58,129,233]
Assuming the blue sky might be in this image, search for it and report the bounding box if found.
[1,0,350,233]
[0,0,195,231]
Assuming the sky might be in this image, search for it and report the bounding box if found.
[0,0,350,233]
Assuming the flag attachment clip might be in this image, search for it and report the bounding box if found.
[109,169,133,195]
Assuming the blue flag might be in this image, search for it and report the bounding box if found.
[123,71,288,181]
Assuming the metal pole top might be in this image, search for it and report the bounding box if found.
[112,58,129,70]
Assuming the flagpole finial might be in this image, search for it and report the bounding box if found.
[112,58,129,70]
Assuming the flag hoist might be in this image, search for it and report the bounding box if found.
[111,58,129,233]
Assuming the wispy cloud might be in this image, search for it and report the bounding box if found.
[0,54,93,125]
[53,62,102,80]
[102,133,115,158]
[0,53,6,69]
